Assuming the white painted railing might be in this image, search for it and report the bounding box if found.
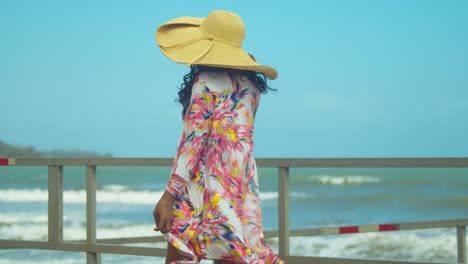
[0,157,467,264]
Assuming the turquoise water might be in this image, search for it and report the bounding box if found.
[0,165,467,263]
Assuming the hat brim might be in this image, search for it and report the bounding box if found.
[156,16,278,80]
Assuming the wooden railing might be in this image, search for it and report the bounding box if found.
[0,157,467,264]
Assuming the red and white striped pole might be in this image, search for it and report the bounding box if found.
[0,158,15,166]
[319,223,399,235]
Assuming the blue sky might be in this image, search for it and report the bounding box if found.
[1,0,467,157]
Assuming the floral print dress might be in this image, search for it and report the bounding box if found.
[163,71,282,264]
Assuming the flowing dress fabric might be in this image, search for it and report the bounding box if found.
[163,71,281,264]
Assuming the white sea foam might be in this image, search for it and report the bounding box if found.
[0,256,167,264]
[0,218,461,263]
[0,259,86,264]
[260,192,311,201]
[0,206,461,263]
[0,188,287,204]
[0,214,160,241]
[314,175,381,185]
[260,192,278,200]
[0,188,165,204]
[0,214,65,224]
[284,231,460,262]
[102,184,129,191]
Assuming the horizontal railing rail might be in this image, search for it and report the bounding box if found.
[57,218,468,242]
[0,157,467,264]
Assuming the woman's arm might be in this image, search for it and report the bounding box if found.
[153,77,214,233]
[166,79,214,198]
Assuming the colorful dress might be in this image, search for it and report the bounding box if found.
[163,71,282,264]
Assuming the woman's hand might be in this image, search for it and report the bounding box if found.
[153,191,176,233]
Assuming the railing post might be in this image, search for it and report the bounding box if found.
[48,165,63,246]
[458,225,467,263]
[278,166,290,256]
[86,166,101,264]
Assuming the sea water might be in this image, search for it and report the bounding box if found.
[0,165,467,263]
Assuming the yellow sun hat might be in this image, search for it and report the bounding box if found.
[156,10,278,80]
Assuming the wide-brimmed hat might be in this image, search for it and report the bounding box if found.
[156,10,278,80]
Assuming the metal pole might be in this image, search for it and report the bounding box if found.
[86,166,101,264]
[458,225,467,263]
[278,166,290,256]
[48,165,63,245]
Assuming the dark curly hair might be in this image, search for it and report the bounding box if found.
[177,65,275,118]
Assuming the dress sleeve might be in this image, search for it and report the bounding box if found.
[166,79,214,198]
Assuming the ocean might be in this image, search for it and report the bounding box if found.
[0,165,467,263]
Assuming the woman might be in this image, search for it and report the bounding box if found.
[153,10,282,264]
